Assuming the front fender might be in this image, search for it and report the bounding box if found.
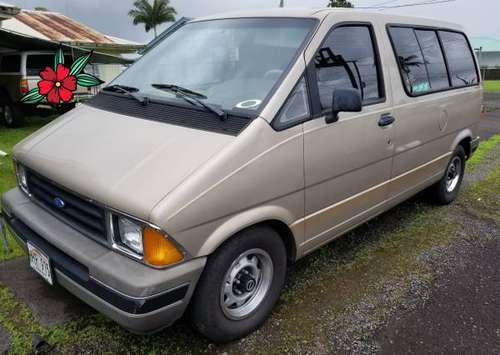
[197,205,300,257]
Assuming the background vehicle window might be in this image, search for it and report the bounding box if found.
[415,30,450,91]
[0,55,21,73]
[314,25,382,109]
[439,31,478,87]
[275,77,310,128]
[389,27,430,94]
[26,55,73,76]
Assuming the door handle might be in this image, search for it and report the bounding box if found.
[378,114,395,127]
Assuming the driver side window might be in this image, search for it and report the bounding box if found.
[314,25,383,109]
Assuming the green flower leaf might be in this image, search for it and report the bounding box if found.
[20,88,45,104]
[70,52,92,76]
[76,73,104,87]
[54,47,64,71]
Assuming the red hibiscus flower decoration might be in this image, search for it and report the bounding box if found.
[38,63,77,104]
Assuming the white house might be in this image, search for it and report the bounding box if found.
[472,36,500,80]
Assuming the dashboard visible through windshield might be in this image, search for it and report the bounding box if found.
[110,18,317,115]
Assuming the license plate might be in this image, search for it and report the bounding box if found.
[27,242,53,285]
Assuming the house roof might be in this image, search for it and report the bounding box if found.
[471,37,500,53]
[2,9,143,52]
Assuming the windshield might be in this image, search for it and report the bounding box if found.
[110,18,317,113]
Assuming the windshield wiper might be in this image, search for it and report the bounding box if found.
[103,84,148,106]
[151,83,226,120]
[152,84,207,99]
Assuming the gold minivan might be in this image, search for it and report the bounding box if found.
[1,9,481,342]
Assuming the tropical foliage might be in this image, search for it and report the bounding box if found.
[327,0,354,7]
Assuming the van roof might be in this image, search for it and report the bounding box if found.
[193,8,463,32]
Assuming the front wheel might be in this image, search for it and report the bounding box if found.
[429,145,466,205]
[189,225,287,343]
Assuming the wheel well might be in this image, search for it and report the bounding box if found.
[260,220,297,263]
[458,137,472,160]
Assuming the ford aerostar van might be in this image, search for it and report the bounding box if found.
[1,9,481,342]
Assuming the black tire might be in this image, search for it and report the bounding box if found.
[429,145,466,205]
[2,104,24,128]
[190,225,287,343]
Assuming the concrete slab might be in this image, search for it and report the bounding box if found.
[0,257,93,326]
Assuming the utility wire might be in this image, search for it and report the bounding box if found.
[355,0,456,9]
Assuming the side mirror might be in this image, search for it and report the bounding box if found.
[326,88,362,124]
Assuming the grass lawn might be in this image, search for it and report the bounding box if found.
[483,80,500,93]
[0,116,56,261]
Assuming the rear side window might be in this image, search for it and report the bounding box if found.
[314,25,383,109]
[415,30,450,91]
[389,27,432,94]
[26,55,73,76]
[439,31,478,87]
[389,26,479,96]
[0,55,21,73]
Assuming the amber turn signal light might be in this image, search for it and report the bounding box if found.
[143,227,183,267]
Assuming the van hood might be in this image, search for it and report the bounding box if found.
[15,105,235,220]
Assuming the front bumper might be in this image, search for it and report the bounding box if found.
[1,188,206,333]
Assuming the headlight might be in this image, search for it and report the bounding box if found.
[117,217,143,254]
[114,216,184,267]
[15,163,29,194]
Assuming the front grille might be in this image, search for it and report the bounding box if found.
[26,170,107,241]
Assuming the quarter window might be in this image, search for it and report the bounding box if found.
[314,25,383,109]
[439,31,478,87]
[275,76,310,129]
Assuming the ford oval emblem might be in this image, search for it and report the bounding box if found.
[53,197,66,209]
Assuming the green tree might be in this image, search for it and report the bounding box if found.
[34,6,48,11]
[128,0,176,38]
[327,0,354,7]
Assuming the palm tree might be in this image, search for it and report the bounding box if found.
[129,0,176,38]
[327,0,353,7]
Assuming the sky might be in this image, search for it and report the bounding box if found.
[4,0,497,45]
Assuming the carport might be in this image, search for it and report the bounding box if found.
[0,27,133,65]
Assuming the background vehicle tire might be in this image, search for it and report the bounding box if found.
[190,225,287,343]
[429,145,466,205]
[2,104,24,128]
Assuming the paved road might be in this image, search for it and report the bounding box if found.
[375,104,500,354]
[480,111,500,140]
[377,227,500,354]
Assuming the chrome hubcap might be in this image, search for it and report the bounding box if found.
[220,248,273,320]
[446,156,462,193]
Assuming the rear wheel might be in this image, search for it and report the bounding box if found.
[2,104,24,128]
[190,225,287,343]
[429,145,465,205]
